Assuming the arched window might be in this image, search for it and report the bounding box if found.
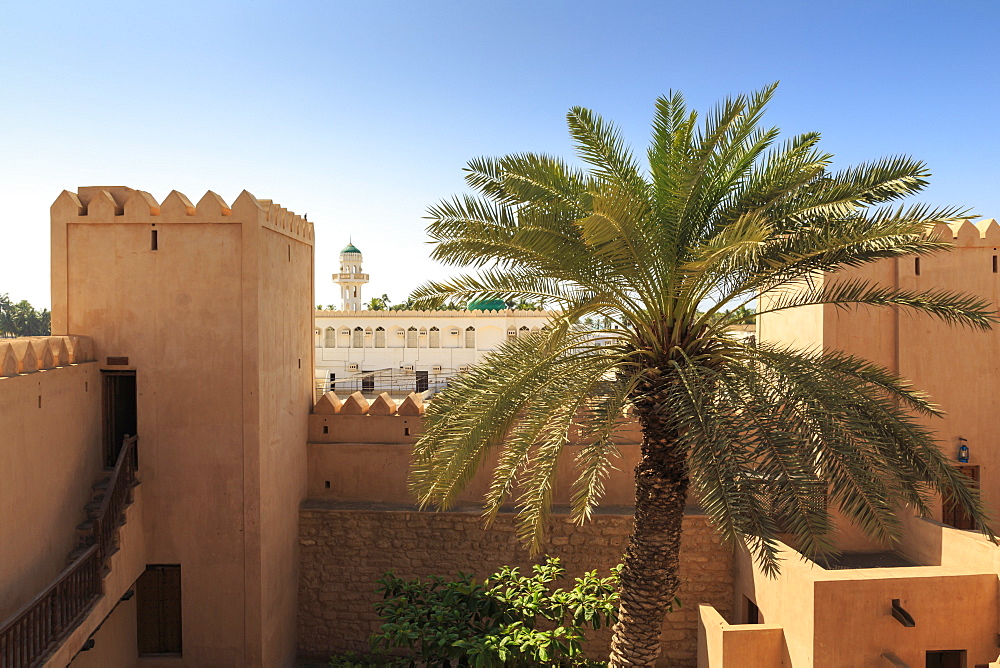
[406,326,418,348]
[465,326,476,349]
[507,328,517,342]
[364,327,373,348]
[374,326,386,348]
[339,328,351,347]
[519,326,529,338]
[418,327,428,348]
[429,326,440,348]
[352,327,364,348]
[391,327,405,347]
[324,327,336,348]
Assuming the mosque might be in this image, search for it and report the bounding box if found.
[313,241,553,398]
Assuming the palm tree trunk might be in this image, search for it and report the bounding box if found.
[608,404,688,667]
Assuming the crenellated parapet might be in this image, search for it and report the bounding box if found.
[313,391,424,417]
[0,335,95,377]
[51,187,314,244]
[255,199,314,243]
[926,219,1000,247]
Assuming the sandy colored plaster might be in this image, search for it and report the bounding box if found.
[314,391,342,414]
[367,392,396,416]
[397,392,423,416]
[340,391,370,415]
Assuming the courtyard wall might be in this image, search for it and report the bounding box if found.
[298,505,733,668]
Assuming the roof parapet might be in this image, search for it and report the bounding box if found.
[312,391,425,417]
[924,219,1000,247]
[0,336,95,378]
[56,188,313,243]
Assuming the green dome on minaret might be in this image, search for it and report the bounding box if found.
[341,242,361,254]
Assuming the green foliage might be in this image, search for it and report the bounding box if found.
[366,294,392,311]
[0,294,50,337]
[408,84,998,576]
[328,652,405,667]
[368,557,621,667]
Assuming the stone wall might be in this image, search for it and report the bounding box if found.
[298,503,733,667]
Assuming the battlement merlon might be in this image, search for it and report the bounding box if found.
[50,186,315,335]
[51,187,314,243]
[927,219,1000,246]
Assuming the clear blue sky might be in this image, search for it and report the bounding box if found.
[2,0,998,309]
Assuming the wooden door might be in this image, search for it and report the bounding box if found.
[942,466,980,530]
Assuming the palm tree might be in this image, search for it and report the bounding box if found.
[365,293,391,311]
[407,85,997,666]
[0,293,12,338]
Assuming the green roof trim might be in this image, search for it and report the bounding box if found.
[467,298,508,311]
[341,243,361,254]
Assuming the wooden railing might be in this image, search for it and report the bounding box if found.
[0,435,138,668]
[94,435,139,571]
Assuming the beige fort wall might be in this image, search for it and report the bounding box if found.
[0,337,99,621]
[698,604,786,667]
[306,394,643,505]
[49,186,314,667]
[299,394,733,668]
[728,529,1000,667]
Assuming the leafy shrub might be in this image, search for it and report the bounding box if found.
[368,557,621,667]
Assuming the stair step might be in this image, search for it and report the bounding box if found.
[92,477,111,491]
[77,520,94,533]
[66,545,89,564]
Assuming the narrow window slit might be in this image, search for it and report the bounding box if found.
[151,230,158,251]
[914,257,921,276]
[993,255,997,273]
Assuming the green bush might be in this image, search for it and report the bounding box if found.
[367,557,622,667]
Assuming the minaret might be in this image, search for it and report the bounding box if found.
[334,241,368,311]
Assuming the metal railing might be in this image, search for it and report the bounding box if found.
[0,435,138,668]
[315,368,456,401]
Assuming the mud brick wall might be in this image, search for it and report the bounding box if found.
[298,502,733,667]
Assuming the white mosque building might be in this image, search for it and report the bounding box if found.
[314,242,554,396]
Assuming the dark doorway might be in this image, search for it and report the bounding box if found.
[942,466,979,530]
[103,371,136,468]
[136,564,182,656]
[744,596,761,624]
[415,370,429,393]
[361,372,374,394]
[926,650,965,668]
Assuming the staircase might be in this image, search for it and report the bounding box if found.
[0,436,139,668]
[66,475,129,571]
